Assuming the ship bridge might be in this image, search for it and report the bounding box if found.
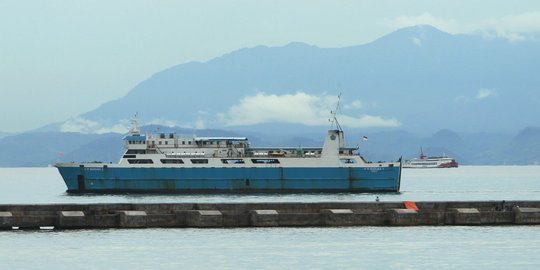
[123,135,147,150]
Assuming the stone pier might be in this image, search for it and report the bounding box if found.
[0,201,538,230]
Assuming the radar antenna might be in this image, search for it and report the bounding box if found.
[329,93,343,131]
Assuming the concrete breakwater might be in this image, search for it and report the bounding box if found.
[1,201,540,230]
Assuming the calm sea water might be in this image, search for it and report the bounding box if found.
[1,166,539,269]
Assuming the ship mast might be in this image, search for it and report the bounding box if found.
[130,113,140,136]
[329,93,343,132]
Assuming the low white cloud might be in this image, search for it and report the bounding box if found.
[476,11,540,42]
[476,88,497,99]
[344,99,364,110]
[62,94,401,133]
[388,13,459,34]
[147,118,208,130]
[218,92,326,126]
[61,115,208,134]
[388,11,540,42]
[219,92,400,128]
[61,117,130,134]
[339,114,401,128]
[456,88,498,103]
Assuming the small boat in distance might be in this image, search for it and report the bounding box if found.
[403,148,458,168]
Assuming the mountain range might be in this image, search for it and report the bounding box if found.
[2,25,539,166]
[73,24,540,134]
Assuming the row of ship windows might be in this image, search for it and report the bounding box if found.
[128,140,227,146]
[409,162,439,165]
[126,149,350,155]
[127,158,281,165]
[126,158,358,165]
[128,141,188,145]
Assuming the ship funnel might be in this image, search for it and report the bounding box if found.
[321,129,344,157]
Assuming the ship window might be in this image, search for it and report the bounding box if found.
[123,154,136,158]
[165,141,168,145]
[160,159,184,164]
[251,158,280,164]
[221,159,245,164]
[126,149,146,154]
[127,159,154,164]
[160,133,165,139]
[169,134,174,139]
[188,141,192,145]
[340,158,356,164]
[159,141,162,145]
[182,141,185,145]
[191,159,208,164]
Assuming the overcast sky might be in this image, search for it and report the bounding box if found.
[1,0,540,132]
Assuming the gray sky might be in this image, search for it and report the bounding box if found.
[1,0,540,132]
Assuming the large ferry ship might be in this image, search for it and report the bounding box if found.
[403,148,458,168]
[56,117,402,194]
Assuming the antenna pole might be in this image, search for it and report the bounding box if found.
[330,93,343,131]
[130,112,140,135]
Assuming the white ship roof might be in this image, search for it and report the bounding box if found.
[194,137,248,141]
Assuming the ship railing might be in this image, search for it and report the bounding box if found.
[166,152,206,158]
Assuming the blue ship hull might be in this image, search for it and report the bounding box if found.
[57,166,402,193]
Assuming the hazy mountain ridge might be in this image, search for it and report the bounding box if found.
[77,25,540,134]
[500,127,540,164]
[0,132,12,139]
[0,132,108,167]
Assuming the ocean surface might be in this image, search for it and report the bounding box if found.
[1,166,539,269]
